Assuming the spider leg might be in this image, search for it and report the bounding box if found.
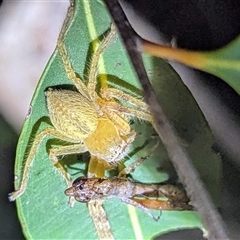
[102,88,189,147]
[118,141,159,177]
[8,127,84,202]
[87,158,114,239]
[101,87,151,114]
[57,33,90,100]
[87,23,116,100]
[103,101,153,123]
[49,143,88,207]
[100,105,131,135]
[87,156,112,178]
[88,199,114,240]
[49,143,87,186]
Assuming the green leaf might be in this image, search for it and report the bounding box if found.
[13,0,221,239]
[142,34,240,95]
[201,36,240,93]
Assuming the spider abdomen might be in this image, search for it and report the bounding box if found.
[45,88,98,140]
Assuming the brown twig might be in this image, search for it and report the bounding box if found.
[103,0,230,239]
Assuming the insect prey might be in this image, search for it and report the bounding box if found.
[65,176,193,221]
[65,142,193,221]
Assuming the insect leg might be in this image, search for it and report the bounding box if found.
[131,198,173,210]
[121,197,160,221]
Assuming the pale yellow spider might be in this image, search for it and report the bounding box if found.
[9,24,153,205]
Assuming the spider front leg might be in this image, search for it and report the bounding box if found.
[57,29,90,101]
[8,127,86,202]
[101,88,153,123]
[49,143,88,206]
[101,87,151,113]
[87,23,116,99]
